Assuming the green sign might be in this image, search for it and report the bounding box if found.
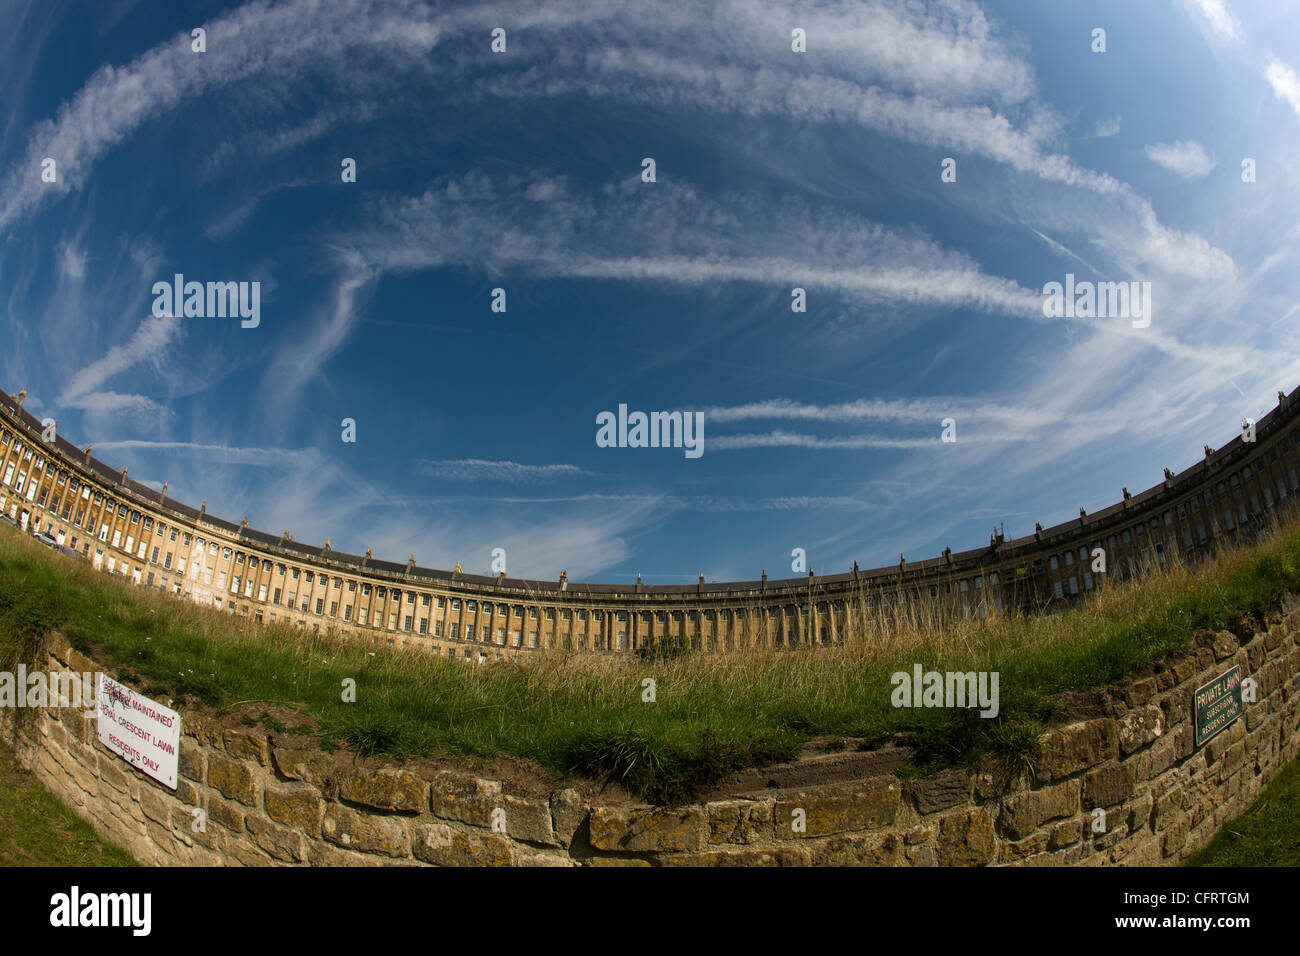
[1193,666,1242,748]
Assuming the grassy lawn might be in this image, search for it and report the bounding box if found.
[1,518,1298,802]
[0,739,136,866]
[1185,757,1300,866]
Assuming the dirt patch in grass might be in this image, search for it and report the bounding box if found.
[701,738,914,798]
[1051,687,1120,722]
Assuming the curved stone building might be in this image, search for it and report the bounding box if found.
[2,387,1298,661]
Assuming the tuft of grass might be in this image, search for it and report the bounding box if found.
[562,727,799,803]
[2,511,1300,802]
[330,709,424,759]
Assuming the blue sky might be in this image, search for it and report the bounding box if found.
[2,0,1299,583]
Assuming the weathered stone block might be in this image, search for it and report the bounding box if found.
[226,840,274,867]
[974,756,1029,799]
[52,741,98,797]
[1172,723,1194,762]
[1123,677,1159,708]
[1223,741,1246,775]
[144,820,178,856]
[1212,631,1240,661]
[222,729,269,766]
[504,794,558,846]
[586,857,651,867]
[322,805,409,858]
[1153,788,1183,831]
[208,795,246,833]
[906,844,937,867]
[1125,791,1154,834]
[936,807,995,867]
[1118,706,1163,754]
[97,754,131,794]
[412,823,512,866]
[246,815,307,863]
[904,824,934,845]
[178,738,204,783]
[270,745,331,789]
[207,753,257,807]
[774,780,900,839]
[1093,823,1126,850]
[549,788,586,848]
[810,832,899,867]
[998,779,1078,840]
[1266,623,1286,651]
[590,805,707,852]
[264,784,323,832]
[999,832,1049,862]
[41,718,65,749]
[1171,656,1200,685]
[1037,719,1117,780]
[708,799,772,845]
[66,647,97,677]
[307,841,401,867]
[137,785,172,826]
[339,768,426,813]
[660,847,811,867]
[1049,818,1082,849]
[429,772,501,827]
[1205,726,1236,765]
[187,715,226,751]
[1147,738,1176,778]
[1162,816,1189,857]
[172,804,220,850]
[514,850,576,867]
[1082,764,1134,809]
[906,768,970,815]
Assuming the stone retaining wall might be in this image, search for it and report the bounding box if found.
[4,601,1299,866]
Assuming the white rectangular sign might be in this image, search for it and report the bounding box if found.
[96,674,181,789]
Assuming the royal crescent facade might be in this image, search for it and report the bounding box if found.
[3,386,1299,662]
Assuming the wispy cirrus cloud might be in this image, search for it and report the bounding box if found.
[414,458,592,483]
[1181,0,1244,42]
[1144,139,1216,180]
[1086,115,1122,139]
[1266,56,1300,124]
[57,313,180,418]
[346,173,1044,318]
[89,439,306,467]
[709,431,944,451]
[701,396,1100,428]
